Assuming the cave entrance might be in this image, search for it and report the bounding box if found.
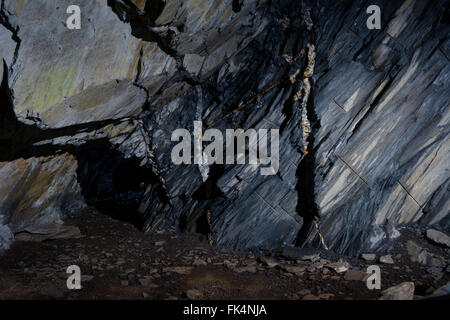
[76,139,155,230]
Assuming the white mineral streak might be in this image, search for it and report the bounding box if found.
[295,43,316,155]
[196,87,210,182]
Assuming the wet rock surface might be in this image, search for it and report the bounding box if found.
[0,0,448,262]
[0,208,448,300]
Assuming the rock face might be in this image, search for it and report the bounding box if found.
[426,229,450,247]
[0,0,449,254]
[380,282,415,300]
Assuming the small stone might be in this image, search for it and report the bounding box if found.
[142,292,150,299]
[81,275,94,282]
[138,278,151,286]
[302,254,320,262]
[361,253,376,261]
[115,259,126,265]
[283,265,306,276]
[235,265,257,273]
[121,280,129,287]
[426,229,450,247]
[302,294,320,300]
[380,282,414,300]
[297,289,311,296]
[344,269,368,281]
[223,260,237,270]
[318,293,334,300]
[258,257,279,268]
[186,289,203,300]
[162,266,193,275]
[193,258,207,266]
[155,241,166,246]
[326,260,350,273]
[379,255,394,264]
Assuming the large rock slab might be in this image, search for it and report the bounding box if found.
[426,229,450,247]
[0,154,85,236]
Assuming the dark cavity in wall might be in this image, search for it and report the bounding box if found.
[76,139,156,229]
[295,81,321,247]
[179,164,226,238]
[232,0,243,13]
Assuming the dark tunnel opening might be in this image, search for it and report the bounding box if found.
[75,139,156,230]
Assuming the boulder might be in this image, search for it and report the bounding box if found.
[426,229,450,247]
[380,282,415,300]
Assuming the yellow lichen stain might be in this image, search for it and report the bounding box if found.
[131,0,147,11]
[207,209,214,246]
[20,61,79,114]
[221,5,233,22]
[16,0,25,14]
[127,41,144,80]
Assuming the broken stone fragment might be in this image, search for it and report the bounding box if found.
[430,282,450,297]
[361,253,376,261]
[301,253,320,262]
[162,266,193,275]
[406,240,423,263]
[235,265,257,273]
[14,224,82,242]
[258,256,279,268]
[138,278,151,286]
[282,265,306,276]
[406,240,445,267]
[183,54,204,75]
[344,269,369,281]
[325,260,350,273]
[192,258,207,266]
[426,229,450,247]
[186,289,203,300]
[379,255,394,264]
[380,282,415,300]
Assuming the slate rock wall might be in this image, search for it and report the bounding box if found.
[0,0,448,255]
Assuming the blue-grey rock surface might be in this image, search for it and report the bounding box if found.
[0,0,448,255]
